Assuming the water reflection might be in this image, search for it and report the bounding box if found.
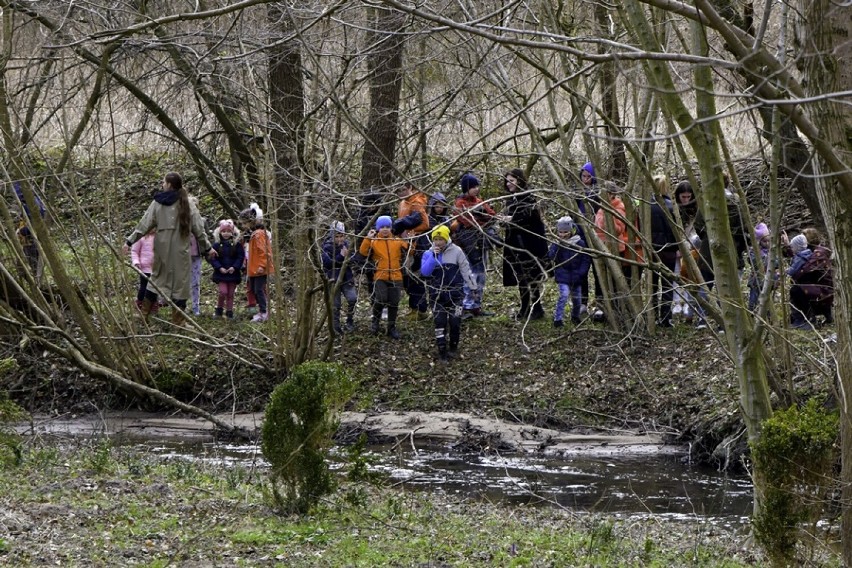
[130,439,753,523]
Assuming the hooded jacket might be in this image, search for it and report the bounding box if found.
[397,191,429,235]
[321,232,354,284]
[125,190,212,301]
[547,235,591,286]
[421,240,477,295]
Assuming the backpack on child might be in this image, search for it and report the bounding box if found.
[791,245,833,300]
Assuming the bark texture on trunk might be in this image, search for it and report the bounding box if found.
[358,7,405,191]
[796,0,852,562]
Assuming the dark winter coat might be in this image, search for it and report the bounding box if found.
[502,192,548,287]
[649,196,678,253]
[547,235,591,286]
[321,236,354,284]
[210,237,245,284]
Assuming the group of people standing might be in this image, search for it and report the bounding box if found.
[124,172,273,326]
[121,166,833,356]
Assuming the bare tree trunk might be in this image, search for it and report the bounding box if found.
[358,6,406,191]
[796,0,852,561]
[268,3,306,224]
[594,2,629,182]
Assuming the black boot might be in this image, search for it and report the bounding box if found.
[371,304,382,335]
[529,283,545,320]
[515,286,530,320]
[344,305,356,332]
[387,326,401,340]
[447,342,458,359]
[225,310,234,320]
[214,307,224,318]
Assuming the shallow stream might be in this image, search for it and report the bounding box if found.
[18,412,754,524]
[141,439,753,524]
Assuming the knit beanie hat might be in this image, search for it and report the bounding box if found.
[330,220,345,234]
[459,173,480,193]
[219,219,236,233]
[431,225,450,242]
[376,215,393,230]
[754,222,769,241]
[790,234,807,255]
[556,216,575,233]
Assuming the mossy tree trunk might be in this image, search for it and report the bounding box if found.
[796,0,852,561]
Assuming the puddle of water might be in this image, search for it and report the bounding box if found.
[121,438,753,523]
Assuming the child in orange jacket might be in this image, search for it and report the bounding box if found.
[239,203,273,323]
[358,215,409,339]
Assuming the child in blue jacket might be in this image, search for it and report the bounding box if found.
[420,225,477,362]
[209,219,245,319]
[547,216,591,327]
[322,221,358,333]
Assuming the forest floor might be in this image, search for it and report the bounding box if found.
[1,158,837,565]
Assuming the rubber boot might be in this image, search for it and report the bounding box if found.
[140,298,155,322]
[171,308,187,327]
[225,310,234,320]
[214,307,224,318]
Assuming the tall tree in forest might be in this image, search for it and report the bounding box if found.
[358,6,406,191]
[795,0,852,561]
[593,2,628,181]
[622,0,774,514]
[268,3,306,223]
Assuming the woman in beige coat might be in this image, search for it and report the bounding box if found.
[124,172,214,325]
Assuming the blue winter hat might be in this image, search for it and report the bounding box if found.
[580,162,596,185]
[459,173,480,193]
[376,215,393,230]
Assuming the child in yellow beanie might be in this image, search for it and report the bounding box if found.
[420,225,477,362]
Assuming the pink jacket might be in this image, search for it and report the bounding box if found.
[131,233,155,274]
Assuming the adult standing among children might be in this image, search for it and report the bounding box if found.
[502,168,548,321]
[124,172,214,326]
[649,174,679,327]
[575,162,600,313]
[13,181,47,281]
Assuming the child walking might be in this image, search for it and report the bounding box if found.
[322,220,358,333]
[547,216,591,327]
[131,228,156,310]
[358,215,408,339]
[209,219,244,319]
[747,222,778,311]
[420,225,477,362]
[239,203,273,323]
